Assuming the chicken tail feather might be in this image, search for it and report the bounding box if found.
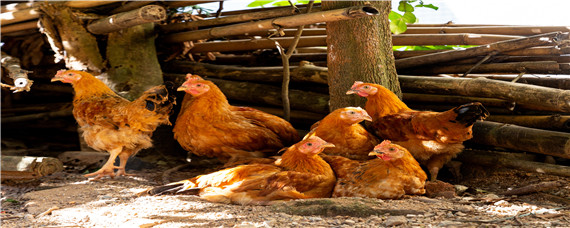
[453,102,490,126]
[139,82,177,116]
[146,182,201,196]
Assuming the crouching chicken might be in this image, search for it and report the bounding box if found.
[323,140,427,199]
[52,70,175,179]
[347,81,489,181]
[146,136,336,205]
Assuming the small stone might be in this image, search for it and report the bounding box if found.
[454,185,469,195]
[23,214,35,222]
[344,219,356,225]
[100,195,113,200]
[455,212,467,216]
[384,216,407,226]
[405,214,416,218]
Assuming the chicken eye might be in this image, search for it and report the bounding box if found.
[349,111,356,115]
[196,84,202,87]
[306,143,313,147]
[67,73,73,76]
[389,147,395,151]
[363,85,369,89]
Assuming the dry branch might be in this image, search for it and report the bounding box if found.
[164,73,329,114]
[396,32,569,69]
[398,76,570,113]
[87,5,166,34]
[486,115,570,132]
[457,150,570,177]
[1,52,33,93]
[161,6,322,33]
[163,5,379,42]
[471,121,570,159]
[1,156,64,179]
[403,26,570,35]
[400,61,562,75]
[500,181,563,195]
[164,60,328,84]
[0,7,40,26]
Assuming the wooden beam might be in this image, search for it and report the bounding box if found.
[163,5,379,43]
[87,5,167,34]
[396,32,569,69]
[471,121,570,159]
[398,76,570,113]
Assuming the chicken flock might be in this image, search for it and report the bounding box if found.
[53,70,489,205]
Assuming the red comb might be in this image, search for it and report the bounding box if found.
[185,74,203,82]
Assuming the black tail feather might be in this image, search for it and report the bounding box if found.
[147,183,201,196]
[143,82,177,113]
[453,102,490,126]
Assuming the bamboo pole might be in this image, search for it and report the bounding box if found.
[64,1,121,8]
[402,93,515,110]
[395,32,569,69]
[407,23,505,27]
[1,2,37,13]
[394,46,570,59]
[163,5,379,43]
[87,5,167,34]
[110,1,156,14]
[160,6,322,33]
[164,73,329,114]
[486,115,570,132]
[457,149,570,177]
[463,74,570,90]
[189,36,327,53]
[449,55,570,65]
[1,20,38,34]
[398,76,570,113]
[393,33,524,46]
[399,61,562,75]
[0,7,40,26]
[403,26,570,36]
[162,1,220,8]
[471,121,570,159]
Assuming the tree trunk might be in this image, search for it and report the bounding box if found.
[106,23,163,100]
[323,1,399,111]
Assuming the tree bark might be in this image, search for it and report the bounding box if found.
[323,1,398,111]
[471,121,570,159]
[106,23,163,100]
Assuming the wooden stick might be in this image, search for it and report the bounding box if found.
[1,156,64,178]
[486,115,570,132]
[0,7,40,26]
[162,1,220,8]
[189,36,326,53]
[463,74,570,90]
[403,26,570,35]
[1,20,38,34]
[500,181,563,195]
[1,51,33,93]
[394,33,524,46]
[164,73,329,114]
[110,1,156,14]
[394,46,570,59]
[402,93,515,109]
[396,32,568,69]
[457,150,570,177]
[163,5,379,42]
[160,6,322,33]
[400,61,562,75]
[398,76,570,113]
[1,2,37,13]
[64,1,121,8]
[471,121,570,159]
[87,5,166,34]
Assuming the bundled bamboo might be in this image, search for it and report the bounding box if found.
[396,32,569,69]
[164,5,379,43]
[87,5,166,34]
[471,121,570,159]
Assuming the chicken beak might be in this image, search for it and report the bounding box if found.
[177,85,187,91]
[346,89,357,95]
[362,113,373,122]
[368,151,376,156]
[51,77,63,82]
[323,142,335,148]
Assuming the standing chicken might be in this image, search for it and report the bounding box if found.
[173,74,300,164]
[308,107,379,160]
[323,140,427,199]
[347,81,489,181]
[51,70,175,179]
[147,136,336,205]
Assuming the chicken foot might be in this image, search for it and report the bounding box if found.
[85,148,122,180]
[115,152,136,177]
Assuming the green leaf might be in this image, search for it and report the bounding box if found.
[416,3,439,10]
[247,0,276,8]
[402,12,417,24]
[5,199,19,203]
[272,0,292,6]
[398,1,414,12]
[389,12,407,35]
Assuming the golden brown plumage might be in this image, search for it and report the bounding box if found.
[308,107,379,160]
[347,81,489,181]
[51,70,175,179]
[173,74,300,164]
[147,136,336,205]
[323,140,427,199]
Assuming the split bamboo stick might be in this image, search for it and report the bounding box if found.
[396,32,569,69]
[161,6,322,33]
[0,7,40,26]
[403,26,570,36]
[163,5,379,43]
[486,115,570,132]
[398,76,570,113]
[471,121,570,159]
[400,61,562,75]
[1,20,37,34]
[87,5,167,34]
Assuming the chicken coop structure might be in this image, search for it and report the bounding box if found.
[1,1,569,181]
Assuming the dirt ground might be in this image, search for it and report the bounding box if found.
[1,160,569,228]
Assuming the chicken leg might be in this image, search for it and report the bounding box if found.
[85,147,122,180]
[115,152,136,177]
